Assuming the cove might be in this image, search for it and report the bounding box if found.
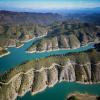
[0,36,94,72]
[17,82,100,100]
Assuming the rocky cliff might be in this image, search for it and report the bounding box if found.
[0,24,48,48]
[0,10,65,49]
[0,49,100,100]
[27,34,81,53]
[0,11,100,50]
[27,21,100,53]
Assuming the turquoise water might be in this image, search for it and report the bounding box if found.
[0,37,99,100]
[0,37,94,72]
[17,82,100,100]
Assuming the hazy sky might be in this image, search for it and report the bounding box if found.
[0,0,100,10]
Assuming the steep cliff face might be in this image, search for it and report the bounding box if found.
[59,60,76,82]
[27,34,81,53]
[0,25,48,48]
[32,70,47,95]
[0,50,100,100]
[27,22,100,53]
[0,11,65,48]
[0,74,22,100]
[47,65,58,87]
[18,71,34,96]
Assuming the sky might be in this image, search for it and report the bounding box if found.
[0,0,100,11]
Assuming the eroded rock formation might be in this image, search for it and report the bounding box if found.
[0,50,100,100]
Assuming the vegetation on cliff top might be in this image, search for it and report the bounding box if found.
[0,49,99,83]
[27,22,100,52]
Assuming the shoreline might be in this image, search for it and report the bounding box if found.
[17,80,100,100]
[0,66,100,100]
[26,42,94,54]
[0,64,56,85]
[18,81,58,99]
[21,34,47,43]
[1,62,100,85]
[0,51,10,58]
[27,38,100,54]
[5,42,25,48]
[31,79,58,96]
[48,79,58,88]
[0,35,45,58]
[16,44,24,48]
[76,81,100,85]
[3,34,46,49]
[31,85,47,96]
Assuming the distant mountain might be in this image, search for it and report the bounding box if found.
[0,9,100,26]
[56,7,100,15]
[0,10,65,26]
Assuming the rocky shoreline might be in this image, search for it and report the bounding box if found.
[0,49,100,100]
[0,49,10,58]
[26,33,99,54]
[26,42,94,54]
[0,35,47,58]
[0,11,100,100]
[67,93,100,100]
[21,34,47,43]
[16,44,24,48]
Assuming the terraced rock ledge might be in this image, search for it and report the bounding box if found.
[0,49,100,100]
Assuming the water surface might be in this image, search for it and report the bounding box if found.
[0,37,94,72]
[0,37,99,100]
[17,82,100,100]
